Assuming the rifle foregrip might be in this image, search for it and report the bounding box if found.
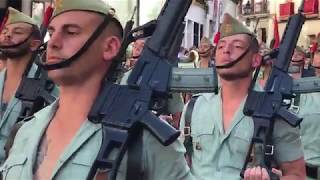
[141,112,180,146]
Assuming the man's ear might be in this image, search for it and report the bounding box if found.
[252,53,262,68]
[30,39,41,51]
[102,35,121,62]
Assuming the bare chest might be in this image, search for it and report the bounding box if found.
[34,126,78,179]
[222,102,240,133]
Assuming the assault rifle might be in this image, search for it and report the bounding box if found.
[241,1,306,179]
[87,0,193,179]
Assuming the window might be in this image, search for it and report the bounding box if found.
[200,24,204,41]
[31,1,45,25]
[194,22,199,47]
[261,28,266,43]
[193,22,203,47]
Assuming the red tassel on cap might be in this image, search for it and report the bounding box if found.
[213,32,220,45]
[310,42,317,53]
[42,5,54,27]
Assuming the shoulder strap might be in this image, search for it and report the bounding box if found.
[183,95,200,164]
[126,130,143,180]
[184,95,199,133]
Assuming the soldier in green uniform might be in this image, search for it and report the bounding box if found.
[0,7,43,164]
[124,38,145,70]
[0,0,193,179]
[289,46,309,79]
[298,36,320,180]
[197,36,214,68]
[179,13,305,180]
[299,92,320,180]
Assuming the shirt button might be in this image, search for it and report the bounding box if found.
[195,142,202,150]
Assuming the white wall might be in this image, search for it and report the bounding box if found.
[183,4,206,48]
[186,4,206,24]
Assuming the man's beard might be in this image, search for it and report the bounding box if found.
[218,68,252,81]
[1,42,30,59]
[198,49,211,58]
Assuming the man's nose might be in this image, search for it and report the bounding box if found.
[4,32,12,40]
[222,44,231,54]
[48,32,63,50]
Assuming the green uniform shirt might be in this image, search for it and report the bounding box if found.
[179,92,303,180]
[0,63,58,164]
[0,100,194,180]
[299,93,320,167]
[120,70,184,114]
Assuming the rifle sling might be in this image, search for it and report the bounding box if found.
[264,119,275,168]
[183,95,200,160]
[126,130,143,180]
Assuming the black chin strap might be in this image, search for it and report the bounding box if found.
[0,32,33,49]
[312,65,320,69]
[215,47,250,69]
[37,15,113,70]
[291,59,304,64]
[131,55,140,59]
[198,47,211,55]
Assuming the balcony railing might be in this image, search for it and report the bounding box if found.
[241,0,269,17]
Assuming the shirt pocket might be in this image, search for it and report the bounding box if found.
[2,154,27,180]
[191,123,215,163]
[62,151,96,179]
[227,128,252,169]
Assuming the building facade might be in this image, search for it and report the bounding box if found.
[240,0,320,49]
[24,0,239,49]
[183,0,239,49]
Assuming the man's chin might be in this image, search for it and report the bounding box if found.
[218,71,251,81]
[48,70,65,83]
[199,53,210,58]
[2,50,28,59]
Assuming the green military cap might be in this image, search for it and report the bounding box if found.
[5,7,38,26]
[200,36,212,45]
[295,46,305,55]
[52,0,123,36]
[53,0,117,19]
[219,13,254,39]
